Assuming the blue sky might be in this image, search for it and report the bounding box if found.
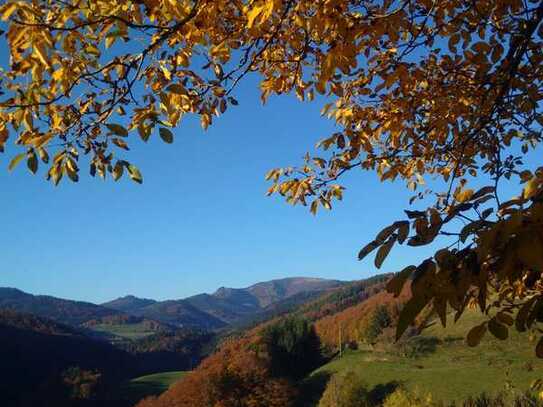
[0,70,446,303]
[0,38,536,304]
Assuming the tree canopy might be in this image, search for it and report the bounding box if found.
[1,0,543,355]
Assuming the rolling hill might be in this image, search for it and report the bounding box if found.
[101,295,157,313]
[0,287,123,326]
[129,299,228,330]
[0,288,179,341]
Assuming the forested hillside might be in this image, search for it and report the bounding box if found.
[0,309,212,406]
[0,310,135,406]
[0,288,124,326]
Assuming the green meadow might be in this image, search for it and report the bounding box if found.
[90,322,156,340]
[311,310,542,404]
[118,371,187,403]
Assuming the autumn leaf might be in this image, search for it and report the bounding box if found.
[396,296,429,340]
[455,189,474,203]
[26,150,38,174]
[127,164,143,184]
[375,236,395,269]
[112,138,129,150]
[159,128,174,144]
[112,162,123,181]
[0,3,18,21]
[466,323,487,347]
[1,0,543,358]
[8,153,26,171]
[488,318,508,340]
[386,265,416,297]
[106,124,129,137]
[358,240,379,261]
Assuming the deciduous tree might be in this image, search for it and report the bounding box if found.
[1,0,543,354]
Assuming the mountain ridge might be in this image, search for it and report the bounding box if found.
[0,277,347,332]
[102,277,346,326]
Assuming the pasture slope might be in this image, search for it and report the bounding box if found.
[311,308,543,404]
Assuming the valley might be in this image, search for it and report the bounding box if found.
[4,272,541,406]
[0,277,346,341]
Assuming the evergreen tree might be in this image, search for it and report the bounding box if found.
[261,317,323,380]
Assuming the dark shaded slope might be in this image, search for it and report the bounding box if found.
[133,300,227,330]
[101,295,157,313]
[0,310,136,406]
[0,288,122,326]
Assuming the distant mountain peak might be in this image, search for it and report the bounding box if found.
[212,286,242,298]
[101,295,157,313]
[245,277,345,307]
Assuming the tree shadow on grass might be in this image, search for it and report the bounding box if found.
[368,380,402,405]
[296,371,332,407]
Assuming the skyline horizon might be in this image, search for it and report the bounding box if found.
[0,273,371,304]
[1,67,441,304]
[2,42,536,306]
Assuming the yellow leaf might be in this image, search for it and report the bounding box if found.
[112,138,129,150]
[524,177,541,199]
[456,188,474,203]
[86,44,101,57]
[310,200,318,215]
[112,162,123,181]
[246,4,265,28]
[200,113,211,130]
[0,3,17,21]
[8,152,26,171]
[33,43,51,68]
[138,124,151,142]
[37,147,49,164]
[105,35,116,49]
[128,164,143,184]
[65,160,79,182]
[0,126,9,153]
[66,157,78,173]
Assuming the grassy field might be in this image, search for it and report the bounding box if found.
[311,309,543,404]
[118,371,187,403]
[90,322,156,340]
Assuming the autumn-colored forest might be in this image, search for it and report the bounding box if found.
[2,0,543,405]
